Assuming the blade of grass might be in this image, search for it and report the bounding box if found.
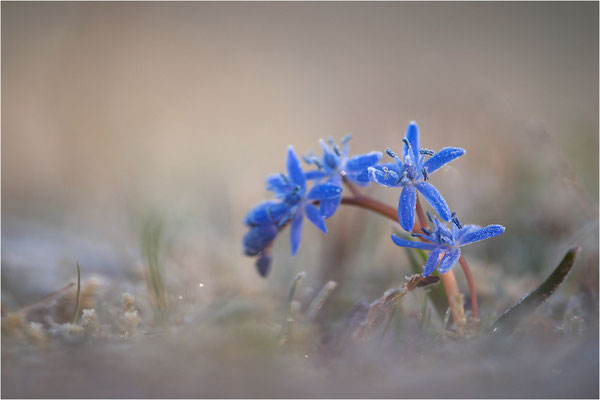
[491,247,580,335]
[305,281,337,323]
[278,271,306,345]
[72,261,81,324]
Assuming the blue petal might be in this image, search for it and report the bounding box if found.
[391,234,437,250]
[403,121,420,162]
[346,172,371,187]
[289,212,303,256]
[458,225,505,246]
[457,224,480,241]
[320,140,340,170]
[244,201,289,226]
[287,146,306,192]
[345,151,383,173]
[307,182,342,200]
[305,203,328,234]
[243,225,278,256]
[266,173,293,195]
[368,166,400,187]
[255,253,272,277]
[423,246,444,277]
[305,170,330,180]
[414,182,451,221]
[437,248,461,274]
[422,147,465,174]
[320,195,341,219]
[398,185,417,232]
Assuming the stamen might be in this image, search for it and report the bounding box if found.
[333,145,341,157]
[311,158,323,169]
[402,138,411,149]
[397,171,408,184]
[280,173,290,184]
[385,148,396,159]
[421,227,432,235]
[302,156,313,165]
[341,134,352,144]
[382,166,389,179]
[419,148,435,156]
[451,215,462,229]
[422,167,429,181]
[327,136,335,146]
[426,211,434,223]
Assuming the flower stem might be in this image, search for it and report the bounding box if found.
[458,255,478,319]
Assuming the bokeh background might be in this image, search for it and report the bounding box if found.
[2,2,598,398]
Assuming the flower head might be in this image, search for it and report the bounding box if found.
[391,212,505,276]
[242,146,342,276]
[304,136,382,218]
[368,121,465,232]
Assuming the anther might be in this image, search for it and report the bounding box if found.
[420,227,432,235]
[426,211,434,223]
[451,215,462,229]
[419,148,435,156]
[402,138,411,149]
[385,148,396,159]
[333,145,341,157]
[341,134,352,144]
[280,173,290,183]
[422,167,429,181]
[382,166,389,179]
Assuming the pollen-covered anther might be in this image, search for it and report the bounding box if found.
[398,171,408,184]
[402,137,411,149]
[419,148,435,156]
[385,148,396,159]
[382,166,390,179]
[421,227,432,235]
[422,167,429,181]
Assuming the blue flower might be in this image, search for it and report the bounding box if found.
[368,121,465,232]
[304,136,382,218]
[242,146,342,266]
[391,212,505,276]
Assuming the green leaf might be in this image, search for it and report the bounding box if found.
[491,247,580,335]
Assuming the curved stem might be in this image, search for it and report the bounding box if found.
[276,183,477,325]
[459,255,478,319]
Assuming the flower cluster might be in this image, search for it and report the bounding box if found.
[243,138,382,276]
[243,121,504,277]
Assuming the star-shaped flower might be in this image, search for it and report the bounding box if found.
[391,212,505,276]
[304,136,382,218]
[368,121,465,232]
[242,146,342,267]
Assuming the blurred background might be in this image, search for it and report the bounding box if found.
[2,2,598,397]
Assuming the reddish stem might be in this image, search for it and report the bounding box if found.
[277,181,478,322]
[459,255,478,319]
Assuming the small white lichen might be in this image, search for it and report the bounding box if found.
[25,322,47,345]
[121,292,136,313]
[81,309,99,336]
[121,310,139,338]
